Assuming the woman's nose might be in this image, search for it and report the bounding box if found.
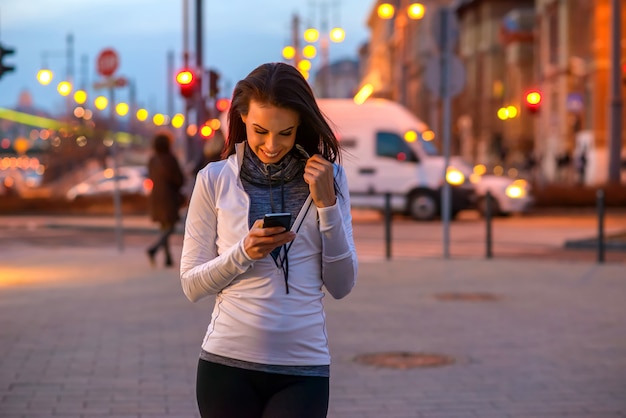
[265,135,279,150]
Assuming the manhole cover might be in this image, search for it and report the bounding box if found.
[434,292,500,301]
[354,352,455,369]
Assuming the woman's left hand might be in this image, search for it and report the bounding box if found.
[304,154,336,208]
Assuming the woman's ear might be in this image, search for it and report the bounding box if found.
[241,114,247,124]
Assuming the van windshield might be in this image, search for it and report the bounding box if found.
[375,131,441,161]
[419,136,439,156]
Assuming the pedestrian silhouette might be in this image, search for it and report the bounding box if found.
[146,131,185,267]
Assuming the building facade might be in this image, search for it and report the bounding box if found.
[357,0,625,185]
[534,0,625,184]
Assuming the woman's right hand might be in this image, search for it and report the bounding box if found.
[243,219,296,260]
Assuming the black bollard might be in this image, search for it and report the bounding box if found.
[384,192,392,260]
[485,191,493,259]
[597,189,605,263]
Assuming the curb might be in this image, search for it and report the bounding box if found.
[564,233,626,251]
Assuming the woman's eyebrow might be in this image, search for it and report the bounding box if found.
[251,123,295,133]
[279,126,295,134]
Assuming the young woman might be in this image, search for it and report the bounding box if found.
[180,62,358,418]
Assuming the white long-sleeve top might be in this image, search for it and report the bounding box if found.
[180,143,358,366]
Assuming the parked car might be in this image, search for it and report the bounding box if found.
[66,166,152,200]
[0,170,27,197]
[471,173,534,217]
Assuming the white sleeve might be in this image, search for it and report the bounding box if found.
[179,168,254,302]
[317,165,358,299]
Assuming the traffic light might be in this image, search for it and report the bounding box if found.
[0,43,16,80]
[176,68,198,99]
[524,90,542,114]
[208,69,220,98]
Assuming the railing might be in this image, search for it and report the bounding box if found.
[352,190,613,264]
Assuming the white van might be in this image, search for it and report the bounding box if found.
[317,98,475,221]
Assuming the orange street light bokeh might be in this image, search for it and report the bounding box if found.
[57,81,72,96]
[377,3,395,19]
[302,45,317,59]
[304,28,319,43]
[329,27,345,43]
[37,69,53,85]
[136,108,149,121]
[407,3,426,20]
[73,90,87,104]
[94,96,108,110]
[282,46,296,60]
[115,102,129,117]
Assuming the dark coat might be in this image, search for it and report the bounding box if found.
[147,153,185,225]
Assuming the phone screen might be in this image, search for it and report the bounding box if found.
[263,213,291,229]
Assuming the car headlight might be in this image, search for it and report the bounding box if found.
[446,167,465,186]
[505,183,527,199]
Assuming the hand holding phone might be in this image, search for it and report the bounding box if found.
[262,212,291,230]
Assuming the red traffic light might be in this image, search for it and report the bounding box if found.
[176,70,194,85]
[176,69,197,98]
[525,90,542,114]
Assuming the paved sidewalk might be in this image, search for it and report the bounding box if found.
[1,234,625,418]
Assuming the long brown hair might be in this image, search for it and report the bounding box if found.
[222,62,340,163]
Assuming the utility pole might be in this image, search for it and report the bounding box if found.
[608,0,622,184]
[167,50,174,118]
[194,0,205,166]
[182,0,192,164]
[291,14,301,68]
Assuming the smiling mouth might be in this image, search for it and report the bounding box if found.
[263,150,280,158]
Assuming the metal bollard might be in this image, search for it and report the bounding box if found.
[485,191,493,259]
[384,192,392,260]
[597,189,605,263]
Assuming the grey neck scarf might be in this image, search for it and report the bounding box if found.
[239,144,305,188]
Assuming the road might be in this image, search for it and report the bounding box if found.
[1,209,625,417]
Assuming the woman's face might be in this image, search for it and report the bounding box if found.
[241,100,299,164]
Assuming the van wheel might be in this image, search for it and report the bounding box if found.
[408,192,438,221]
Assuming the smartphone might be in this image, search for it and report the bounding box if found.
[263,212,291,230]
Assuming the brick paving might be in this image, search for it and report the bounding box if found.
[1,221,625,417]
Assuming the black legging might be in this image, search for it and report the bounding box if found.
[196,359,329,418]
[148,223,175,263]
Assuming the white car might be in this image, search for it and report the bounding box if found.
[66,166,152,200]
[471,174,534,216]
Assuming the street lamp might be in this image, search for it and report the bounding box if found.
[377,2,426,20]
[36,34,76,119]
[73,90,87,105]
[36,69,53,85]
[373,1,426,106]
[282,2,345,95]
[57,81,72,97]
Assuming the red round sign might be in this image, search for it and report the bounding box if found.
[96,48,119,77]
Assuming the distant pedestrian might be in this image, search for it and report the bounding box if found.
[576,146,588,186]
[179,62,358,418]
[146,131,185,267]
